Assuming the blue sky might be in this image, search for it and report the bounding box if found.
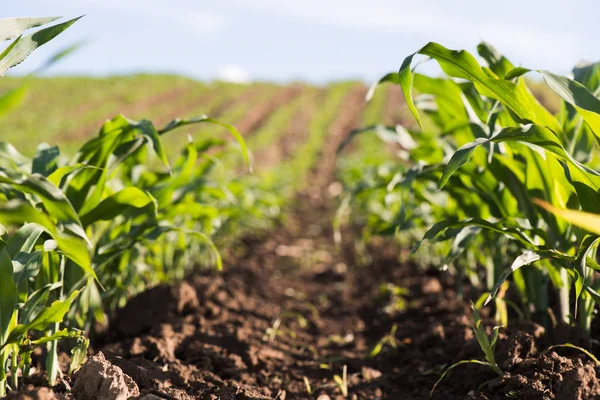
[4,1,600,83]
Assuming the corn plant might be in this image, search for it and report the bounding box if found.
[0,15,260,393]
[343,41,600,337]
[0,15,85,396]
[430,303,502,397]
[0,113,250,390]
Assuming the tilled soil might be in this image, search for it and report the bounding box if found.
[12,193,600,400]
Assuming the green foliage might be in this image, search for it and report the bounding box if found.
[0,15,276,394]
[341,40,600,347]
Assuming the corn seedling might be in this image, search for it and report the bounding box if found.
[333,364,348,397]
[430,304,502,397]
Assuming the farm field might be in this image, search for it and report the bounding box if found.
[4,17,600,400]
[3,73,592,400]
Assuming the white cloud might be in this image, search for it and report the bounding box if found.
[217,64,250,83]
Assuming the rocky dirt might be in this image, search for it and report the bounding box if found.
[12,195,600,399]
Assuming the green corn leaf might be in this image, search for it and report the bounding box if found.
[79,187,158,227]
[0,239,17,347]
[573,235,600,316]
[6,223,44,257]
[47,164,99,188]
[541,343,600,364]
[4,290,79,347]
[0,142,29,167]
[540,70,600,137]
[0,16,82,76]
[0,200,58,236]
[109,118,169,170]
[0,201,95,282]
[471,304,501,374]
[12,251,43,286]
[151,143,198,207]
[366,72,400,102]
[486,251,546,305]
[159,116,251,170]
[393,42,560,132]
[20,283,61,325]
[32,144,60,177]
[476,42,514,79]
[415,218,536,252]
[439,124,600,201]
[0,17,61,41]
[439,138,488,189]
[35,40,85,73]
[430,359,494,397]
[572,62,600,93]
[145,224,223,270]
[0,174,86,240]
[27,327,82,347]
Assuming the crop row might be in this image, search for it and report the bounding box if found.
[339,40,600,389]
[0,17,279,395]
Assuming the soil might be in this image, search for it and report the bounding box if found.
[10,91,600,400]
[233,85,305,136]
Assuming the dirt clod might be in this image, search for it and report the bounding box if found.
[112,282,199,338]
[71,352,139,400]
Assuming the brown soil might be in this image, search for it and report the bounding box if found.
[256,89,324,170]
[310,84,367,189]
[18,199,598,400]
[10,87,600,400]
[234,85,305,136]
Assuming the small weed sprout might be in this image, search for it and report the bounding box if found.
[369,324,399,358]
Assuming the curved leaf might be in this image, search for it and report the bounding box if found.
[4,290,79,347]
[79,187,157,227]
[0,17,60,42]
[396,42,560,132]
[0,16,82,76]
[0,239,17,346]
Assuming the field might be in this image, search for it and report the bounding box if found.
[3,19,600,400]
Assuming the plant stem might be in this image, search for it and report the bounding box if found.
[46,324,60,386]
[0,348,9,397]
[10,344,18,390]
[579,293,593,333]
[579,253,595,333]
[47,256,66,386]
[558,269,570,324]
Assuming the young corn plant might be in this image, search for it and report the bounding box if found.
[0,116,250,391]
[430,303,503,397]
[0,15,85,396]
[0,16,256,392]
[357,41,600,334]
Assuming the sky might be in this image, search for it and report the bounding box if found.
[4,1,600,83]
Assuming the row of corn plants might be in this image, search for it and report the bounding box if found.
[0,16,262,395]
[339,41,600,381]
